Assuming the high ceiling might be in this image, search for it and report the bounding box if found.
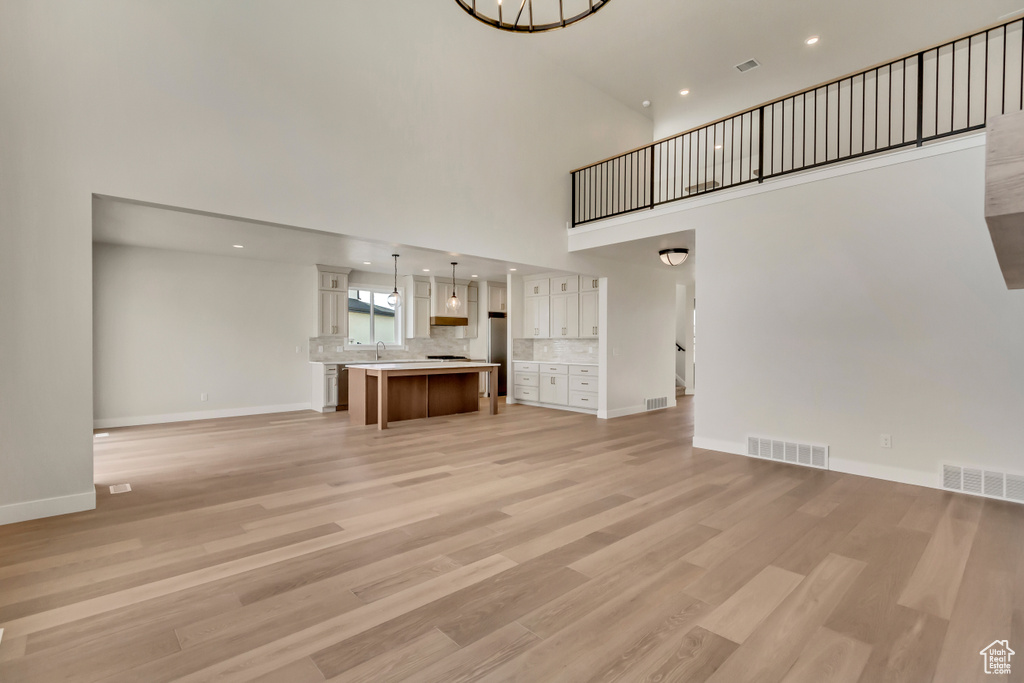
[524,0,1021,138]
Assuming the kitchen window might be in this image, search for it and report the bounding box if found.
[347,287,401,347]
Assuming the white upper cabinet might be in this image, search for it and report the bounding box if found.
[524,278,549,297]
[523,295,550,338]
[317,266,350,337]
[488,284,507,313]
[550,293,579,338]
[581,276,600,292]
[403,275,431,339]
[580,290,599,338]
[550,276,579,294]
[319,291,345,337]
[433,281,470,317]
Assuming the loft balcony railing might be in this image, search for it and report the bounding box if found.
[571,17,1024,227]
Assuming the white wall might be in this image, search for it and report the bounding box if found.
[0,1,656,522]
[601,271,678,418]
[693,142,1024,487]
[93,244,315,426]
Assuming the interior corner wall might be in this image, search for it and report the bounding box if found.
[693,143,1024,487]
[93,244,316,426]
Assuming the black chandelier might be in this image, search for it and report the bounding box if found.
[453,0,611,33]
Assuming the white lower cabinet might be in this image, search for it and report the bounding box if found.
[311,363,340,413]
[539,373,569,405]
[513,362,597,412]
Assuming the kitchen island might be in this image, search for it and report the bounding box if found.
[347,362,499,430]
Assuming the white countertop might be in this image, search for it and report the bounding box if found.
[512,359,598,366]
[347,362,499,371]
[310,358,442,365]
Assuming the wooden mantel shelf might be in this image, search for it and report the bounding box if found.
[347,362,499,430]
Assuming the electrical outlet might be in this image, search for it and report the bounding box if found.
[318,345,324,353]
[588,346,594,353]
[295,345,301,354]
[880,433,892,448]
[201,392,208,402]
[336,345,343,352]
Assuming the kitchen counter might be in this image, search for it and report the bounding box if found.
[349,363,499,430]
[512,359,598,366]
[347,361,495,371]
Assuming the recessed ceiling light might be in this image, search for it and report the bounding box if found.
[232,244,244,249]
[422,268,430,272]
[94,433,109,438]
[805,36,819,45]
[715,144,723,150]
[679,89,690,96]
[363,261,371,265]
[471,274,479,278]
[509,268,517,271]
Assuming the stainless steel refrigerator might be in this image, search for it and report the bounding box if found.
[487,313,507,396]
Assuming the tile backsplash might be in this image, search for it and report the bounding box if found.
[309,326,470,362]
[513,338,598,364]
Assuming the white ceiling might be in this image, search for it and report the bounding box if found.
[579,228,696,283]
[528,0,1022,138]
[92,196,549,282]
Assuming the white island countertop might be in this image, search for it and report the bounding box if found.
[346,362,498,371]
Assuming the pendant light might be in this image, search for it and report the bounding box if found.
[659,248,689,266]
[387,254,400,306]
[447,262,462,312]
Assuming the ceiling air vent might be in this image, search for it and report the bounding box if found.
[735,58,761,73]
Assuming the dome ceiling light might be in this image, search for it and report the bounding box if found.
[659,249,689,266]
[453,0,611,33]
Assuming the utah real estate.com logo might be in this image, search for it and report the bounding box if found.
[980,640,1014,675]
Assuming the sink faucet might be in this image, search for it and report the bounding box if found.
[376,341,385,361]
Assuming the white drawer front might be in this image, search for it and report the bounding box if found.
[569,391,598,409]
[514,362,539,373]
[569,365,598,377]
[514,386,538,401]
[540,364,568,375]
[570,376,597,391]
[514,372,539,387]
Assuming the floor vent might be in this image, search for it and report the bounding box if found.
[746,435,828,470]
[735,58,761,73]
[645,397,668,411]
[109,483,132,494]
[942,464,1024,504]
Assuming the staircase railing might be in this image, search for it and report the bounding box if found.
[572,17,1024,227]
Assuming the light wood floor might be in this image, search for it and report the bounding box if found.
[0,398,1021,682]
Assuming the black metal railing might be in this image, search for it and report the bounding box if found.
[572,17,1024,227]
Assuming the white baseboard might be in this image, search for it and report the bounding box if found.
[692,436,939,489]
[515,399,597,416]
[828,457,938,489]
[0,489,96,526]
[94,403,312,429]
[600,398,677,420]
[692,437,745,455]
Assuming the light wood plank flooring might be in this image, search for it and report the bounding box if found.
[0,397,1021,682]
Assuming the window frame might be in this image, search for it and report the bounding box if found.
[344,284,406,350]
